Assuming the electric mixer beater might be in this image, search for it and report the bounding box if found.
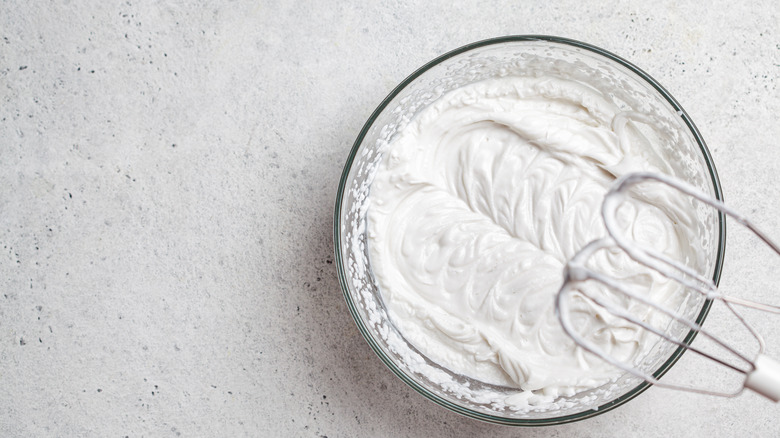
[556,172,780,401]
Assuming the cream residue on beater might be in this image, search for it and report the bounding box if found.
[367,75,699,401]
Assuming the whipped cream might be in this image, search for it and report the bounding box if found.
[367,76,698,399]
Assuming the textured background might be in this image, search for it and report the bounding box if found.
[2,0,779,436]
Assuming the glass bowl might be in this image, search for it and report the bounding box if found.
[334,35,726,425]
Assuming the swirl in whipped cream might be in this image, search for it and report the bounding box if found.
[367,76,697,397]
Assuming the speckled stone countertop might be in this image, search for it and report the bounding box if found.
[2,1,779,436]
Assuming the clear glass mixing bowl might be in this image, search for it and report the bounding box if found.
[334,35,726,425]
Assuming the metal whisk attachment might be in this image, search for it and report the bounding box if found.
[556,172,780,401]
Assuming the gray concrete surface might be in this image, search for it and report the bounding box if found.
[1,0,779,436]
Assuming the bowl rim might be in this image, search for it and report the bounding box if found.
[333,34,726,426]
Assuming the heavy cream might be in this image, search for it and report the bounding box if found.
[367,76,698,399]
